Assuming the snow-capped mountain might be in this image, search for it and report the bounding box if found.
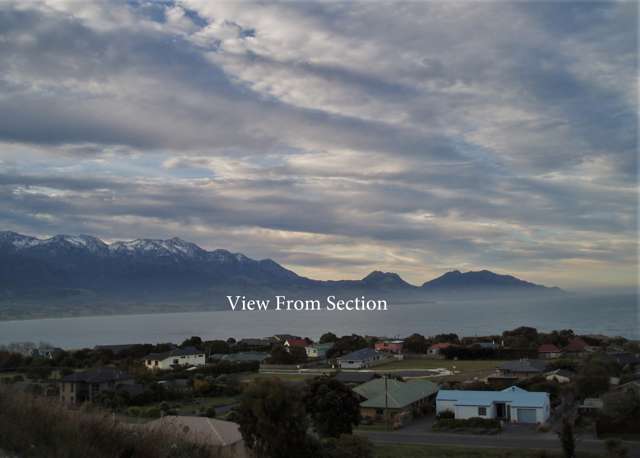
[0,231,562,315]
[0,231,305,299]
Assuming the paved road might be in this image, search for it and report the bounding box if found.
[362,430,640,457]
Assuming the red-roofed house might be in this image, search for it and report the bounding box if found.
[428,343,453,356]
[538,344,562,359]
[375,340,404,354]
[284,338,309,348]
[565,338,589,355]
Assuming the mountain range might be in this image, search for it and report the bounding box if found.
[0,231,563,317]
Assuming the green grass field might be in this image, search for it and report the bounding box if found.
[376,359,502,372]
[374,444,600,458]
[241,372,317,382]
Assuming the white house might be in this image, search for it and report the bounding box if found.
[306,342,334,359]
[436,386,550,424]
[144,346,206,370]
[336,348,383,369]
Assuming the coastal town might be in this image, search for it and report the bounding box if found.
[1,327,639,457]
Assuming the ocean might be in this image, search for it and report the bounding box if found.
[0,293,637,348]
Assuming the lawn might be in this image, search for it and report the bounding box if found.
[374,444,599,458]
[376,359,502,372]
[241,372,317,383]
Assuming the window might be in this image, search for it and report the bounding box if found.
[478,407,487,416]
[376,409,384,415]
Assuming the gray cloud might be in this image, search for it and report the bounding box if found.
[0,0,636,289]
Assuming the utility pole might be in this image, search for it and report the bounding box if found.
[385,373,390,431]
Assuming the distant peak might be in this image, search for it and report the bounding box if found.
[361,270,414,288]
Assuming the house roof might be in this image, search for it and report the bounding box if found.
[354,378,439,409]
[61,367,133,383]
[437,386,549,408]
[472,342,497,349]
[538,344,561,353]
[144,346,203,361]
[608,352,640,366]
[430,343,452,350]
[565,338,588,352]
[309,343,334,352]
[145,416,243,447]
[220,351,269,362]
[547,369,574,378]
[273,334,301,342]
[337,348,379,361]
[285,338,309,347]
[334,371,377,384]
[237,338,271,346]
[499,359,547,373]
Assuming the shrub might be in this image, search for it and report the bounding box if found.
[436,410,455,420]
[433,417,501,432]
[0,387,218,458]
[143,407,162,418]
[126,406,142,417]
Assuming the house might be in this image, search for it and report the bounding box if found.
[538,344,562,359]
[578,398,603,415]
[272,334,302,343]
[564,337,589,355]
[59,367,134,404]
[214,351,269,363]
[336,348,383,369]
[157,378,191,392]
[32,347,63,359]
[436,386,550,424]
[145,416,248,458]
[471,342,498,350]
[306,342,334,359]
[354,378,439,426]
[375,340,404,354]
[498,360,547,379]
[545,369,575,384]
[284,338,309,348]
[608,352,640,368]
[236,338,271,349]
[144,346,205,370]
[428,343,453,356]
[334,371,378,386]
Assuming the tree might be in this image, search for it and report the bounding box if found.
[320,332,338,344]
[204,339,230,355]
[180,336,203,349]
[433,333,459,344]
[268,345,308,365]
[236,379,310,458]
[303,377,360,438]
[324,434,373,458]
[404,334,429,354]
[575,355,614,399]
[326,335,368,359]
[558,417,575,458]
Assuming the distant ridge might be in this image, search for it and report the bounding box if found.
[0,231,564,315]
[421,269,561,293]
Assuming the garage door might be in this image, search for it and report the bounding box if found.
[517,408,537,423]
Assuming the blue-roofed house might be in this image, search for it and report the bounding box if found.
[436,386,550,424]
[337,348,383,369]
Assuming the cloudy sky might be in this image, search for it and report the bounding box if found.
[0,0,637,290]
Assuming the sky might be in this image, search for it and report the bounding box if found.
[0,0,637,290]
